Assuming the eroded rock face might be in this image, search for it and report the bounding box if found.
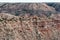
[0,13,60,40]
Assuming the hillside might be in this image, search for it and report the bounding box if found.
[0,3,56,16]
[47,3,60,12]
[0,13,60,40]
[0,3,60,40]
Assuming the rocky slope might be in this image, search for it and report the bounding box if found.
[47,3,60,12]
[0,3,56,16]
[0,13,60,40]
[0,3,60,40]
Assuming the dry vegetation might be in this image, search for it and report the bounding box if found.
[0,13,60,40]
[0,3,60,40]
